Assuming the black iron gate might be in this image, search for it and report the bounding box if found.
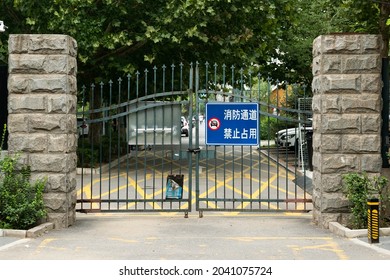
[77,62,313,215]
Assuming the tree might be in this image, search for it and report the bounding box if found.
[0,0,297,83]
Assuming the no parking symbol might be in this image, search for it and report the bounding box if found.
[208,118,221,130]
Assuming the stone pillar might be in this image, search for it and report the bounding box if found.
[312,34,383,228]
[7,34,77,228]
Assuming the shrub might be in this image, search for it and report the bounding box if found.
[0,153,47,230]
[0,124,47,230]
[342,172,389,229]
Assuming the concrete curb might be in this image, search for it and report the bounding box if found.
[329,222,390,238]
[0,222,54,239]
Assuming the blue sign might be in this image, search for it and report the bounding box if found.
[206,102,259,146]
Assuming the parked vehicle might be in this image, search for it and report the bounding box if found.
[275,126,312,151]
[181,116,189,137]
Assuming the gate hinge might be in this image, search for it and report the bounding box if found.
[188,148,201,154]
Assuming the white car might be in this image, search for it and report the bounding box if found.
[275,126,312,151]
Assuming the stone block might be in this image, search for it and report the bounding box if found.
[361,154,382,173]
[28,114,62,132]
[29,153,77,173]
[323,95,341,113]
[8,133,47,153]
[342,94,380,113]
[8,54,70,74]
[321,134,341,152]
[322,74,361,94]
[312,133,322,152]
[311,76,321,94]
[8,35,30,54]
[30,74,70,93]
[45,212,70,229]
[47,134,77,153]
[7,114,29,133]
[31,172,76,192]
[321,114,361,134]
[342,134,380,153]
[361,74,382,93]
[322,55,342,74]
[48,134,69,153]
[320,192,350,212]
[8,94,46,113]
[312,56,321,76]
[47,95,77,114]
[312,36,322,57]
[44,192,68,212]
[28,114,76,133]
[343,54,381,74]
[361,114,381,133]
[362,35,383,53]
[7,75,29,94]
[8,74,76,94]
[322,35,361,54]
[29,35,77,55]
[312,95,321,113]
[321,154,359,173]
[9,34,77,56]
[321,173,343,193]
[312,151,322,172]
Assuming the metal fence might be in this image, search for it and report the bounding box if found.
[76,62,313,215]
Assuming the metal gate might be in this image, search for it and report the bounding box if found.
[77,62,313,215]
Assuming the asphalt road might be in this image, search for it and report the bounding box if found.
[1,212,389,260]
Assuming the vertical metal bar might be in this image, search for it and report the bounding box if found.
[195,62,200,214]
[135,72,139,210]
[188,62,195,211]
[222,64,227,210]
[161,65,166,209]
[99,82,104,210]
[152,67,157,210]
[90,83,95,209]
[80,85,86,210]
[284,82,289,210]
[302,84,308,211]
[231,65,235,209]
[126,74,131,210]
[275,80,280,210]
[117,77,122,210]
[108,80,113,210]
[240,67,244,209]
[143,70,148,209]
[248,69,253,210]
[257,73,262,210]
[266,76,272,210]
[142,70,148,210]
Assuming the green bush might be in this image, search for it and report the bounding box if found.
[342,172,389,229]
[0,153,47,230]
[77,131,127,167]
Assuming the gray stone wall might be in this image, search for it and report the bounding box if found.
[312,34,383,228]
[7,34,77,228]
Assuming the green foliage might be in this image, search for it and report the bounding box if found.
[342,172,390,229]
[77,128,127,168]
[0,0,298,81]
[0,153,47,230]
[259,117,287,141]
[0,124,6,150]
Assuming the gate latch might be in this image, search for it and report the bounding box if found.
[188,148,201,154]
